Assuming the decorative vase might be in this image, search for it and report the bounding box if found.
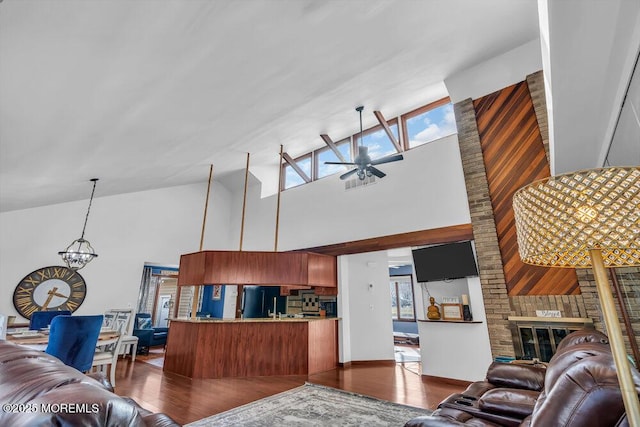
[427,297,441,320]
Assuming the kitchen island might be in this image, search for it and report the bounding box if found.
[163,317,339,379]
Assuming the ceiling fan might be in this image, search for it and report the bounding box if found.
[325,106,403,181]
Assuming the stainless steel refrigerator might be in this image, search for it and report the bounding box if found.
[241,286,287,318]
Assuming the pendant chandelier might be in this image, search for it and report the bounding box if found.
[58,178,100,270]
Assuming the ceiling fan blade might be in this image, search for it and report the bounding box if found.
[339,168,359,180]
[370,153,404,166]
[324,161,356,165]
[368,166,386,179]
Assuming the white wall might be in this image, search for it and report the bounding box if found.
[445,38,542,104]
[543,0,640,173]
[417,278,470,320]
[418,276,493,381]
[0,181,233,320]
[339,251,395,362]
[0,133,472,367]
[244,134,471,252]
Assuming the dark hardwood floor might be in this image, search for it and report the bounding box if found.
[114,347,466,425]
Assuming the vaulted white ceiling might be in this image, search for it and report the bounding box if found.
[1,0,637,213]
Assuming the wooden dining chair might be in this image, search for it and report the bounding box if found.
[45,315,103,372]
[104,308,138,360]
[91,333,123,386]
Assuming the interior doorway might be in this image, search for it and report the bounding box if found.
[137,264,180,327]
[387,248,420,365]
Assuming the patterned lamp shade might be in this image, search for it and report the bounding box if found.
[513,166,640,268]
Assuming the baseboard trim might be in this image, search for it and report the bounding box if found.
[340,360,396,367]
[421,374,471,387]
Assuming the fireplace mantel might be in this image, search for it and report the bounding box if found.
[508,316,593,325]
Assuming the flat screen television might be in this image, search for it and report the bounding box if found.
[412,241,478,282]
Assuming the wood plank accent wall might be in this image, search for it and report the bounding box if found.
[472,81,579,296]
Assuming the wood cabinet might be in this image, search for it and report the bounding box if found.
[164,318,338,379]
[177,250,337,288]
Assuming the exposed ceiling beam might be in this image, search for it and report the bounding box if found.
[300,224,474,256]
[373,111,403,152]
[320,134,347,163]
[282,152,311,183]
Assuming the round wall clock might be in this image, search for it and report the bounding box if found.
[13,266,87,319]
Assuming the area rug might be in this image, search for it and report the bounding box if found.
[185,382,431,426]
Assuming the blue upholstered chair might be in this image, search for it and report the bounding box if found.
[132,313,168,354]
[29,310,72,330]
[45,314,103,372]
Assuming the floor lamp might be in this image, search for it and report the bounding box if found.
[513,166,640,425]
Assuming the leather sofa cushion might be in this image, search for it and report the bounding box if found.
[529,354,639,427]
[485,362,545,391]
[461,381,496,399]
[0,355,106,404]
[403,329,637,427]
[4,382,147,427]
[554,328,608,353]
[0,341,178,427]
[542,343,613,392]
[478,388,539,419]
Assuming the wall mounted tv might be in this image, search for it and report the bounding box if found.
[412,241,478,282]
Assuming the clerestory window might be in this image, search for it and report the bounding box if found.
[282,98,456,190]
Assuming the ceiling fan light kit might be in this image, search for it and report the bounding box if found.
[324,106,403,181]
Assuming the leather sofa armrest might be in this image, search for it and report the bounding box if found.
[141,413,182,427]
[405,407,503,426]
[478,388,539,419]
[120,397,181,426]
[405,415,466,426]
[461,381,496,399]
[85,372,114,392]
[485,362,545,391]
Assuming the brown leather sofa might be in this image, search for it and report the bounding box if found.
[406,329,640,427]
[0,340,179,426]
